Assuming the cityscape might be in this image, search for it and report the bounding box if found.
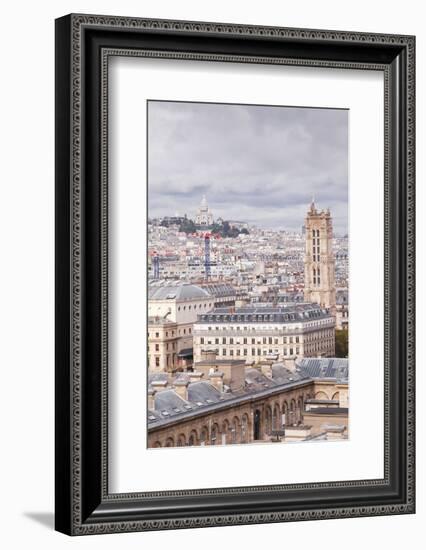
[147,101,349,449]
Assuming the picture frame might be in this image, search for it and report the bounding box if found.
[55,13,415,535]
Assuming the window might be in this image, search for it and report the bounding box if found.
[200,337,204,344]
[155,357,160,367]
[222,337,226,344]
[215,338,219,345]
[155,332,159,338]
[155,344,159,351]
[296,336,299,343]
[243,337,247,344]
[223,349,227,356]
[230,350,234,356]
[230,338,234,344]
[243,349,247,356]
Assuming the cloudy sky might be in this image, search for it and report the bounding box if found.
[148,101,348,234]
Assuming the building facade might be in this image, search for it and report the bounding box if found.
[192,304,335,363]
[303,200,336,313]
[148,283,215,371]
[147,358,348,447]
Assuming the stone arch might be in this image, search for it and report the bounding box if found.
[297,396,304,423]
[153,441,162,448]
[200,426,209,446]
[188,430,198,446]
[241,413,250,443]
[211,423,220,445]
[332,391,340,401]
[231,416,240,444]
[265,404,273,436]
[281,401,289,426]
[222,419,230,444]
[165,437,175,447]
[290,399,297,425]
[315,390,330,400]
[177,433,186,447]
[274,403,281,430]
[253,409,262,441]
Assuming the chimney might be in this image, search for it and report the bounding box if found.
[189,371,204,383]
[201,349,217,361]
[209,371,224,392]
[284,358,296,372]
[148,388,156,410]
[151,379,168,392]
[260,362,273,379]
[173,379,189,401]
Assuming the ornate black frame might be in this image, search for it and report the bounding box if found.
[55,14,415,535]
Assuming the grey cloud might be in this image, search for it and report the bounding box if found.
[148,100,348,233]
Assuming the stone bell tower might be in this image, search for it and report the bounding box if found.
[303,199,336,314]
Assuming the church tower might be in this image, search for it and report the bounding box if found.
[195,195,214,227]
[303,199,336,314]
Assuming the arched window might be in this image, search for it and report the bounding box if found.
[242,414,249,443]
[265,406,272,435]
[274,403,281,430]
[188,430,197,446]
[231,417,239,444]
[200,427,209,446]
[211,424,219,445]
[222,420,230,445]
[177,434,186,447]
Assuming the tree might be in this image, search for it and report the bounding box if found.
[335,329,349,358]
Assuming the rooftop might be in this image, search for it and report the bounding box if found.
[196,303,332,324]
[147,358,348,430]
[148,283,211,301]
[296,358,349,382]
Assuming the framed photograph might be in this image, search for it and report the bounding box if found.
[55,14,415,535]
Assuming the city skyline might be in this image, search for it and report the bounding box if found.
[148,100,349,234]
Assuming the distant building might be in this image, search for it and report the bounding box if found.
[148,283,215,371]
[303,199,336,313]
[195,195,214,226]
[335,288,349,330]
[198,282,237,307]
[192,304,335,363]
